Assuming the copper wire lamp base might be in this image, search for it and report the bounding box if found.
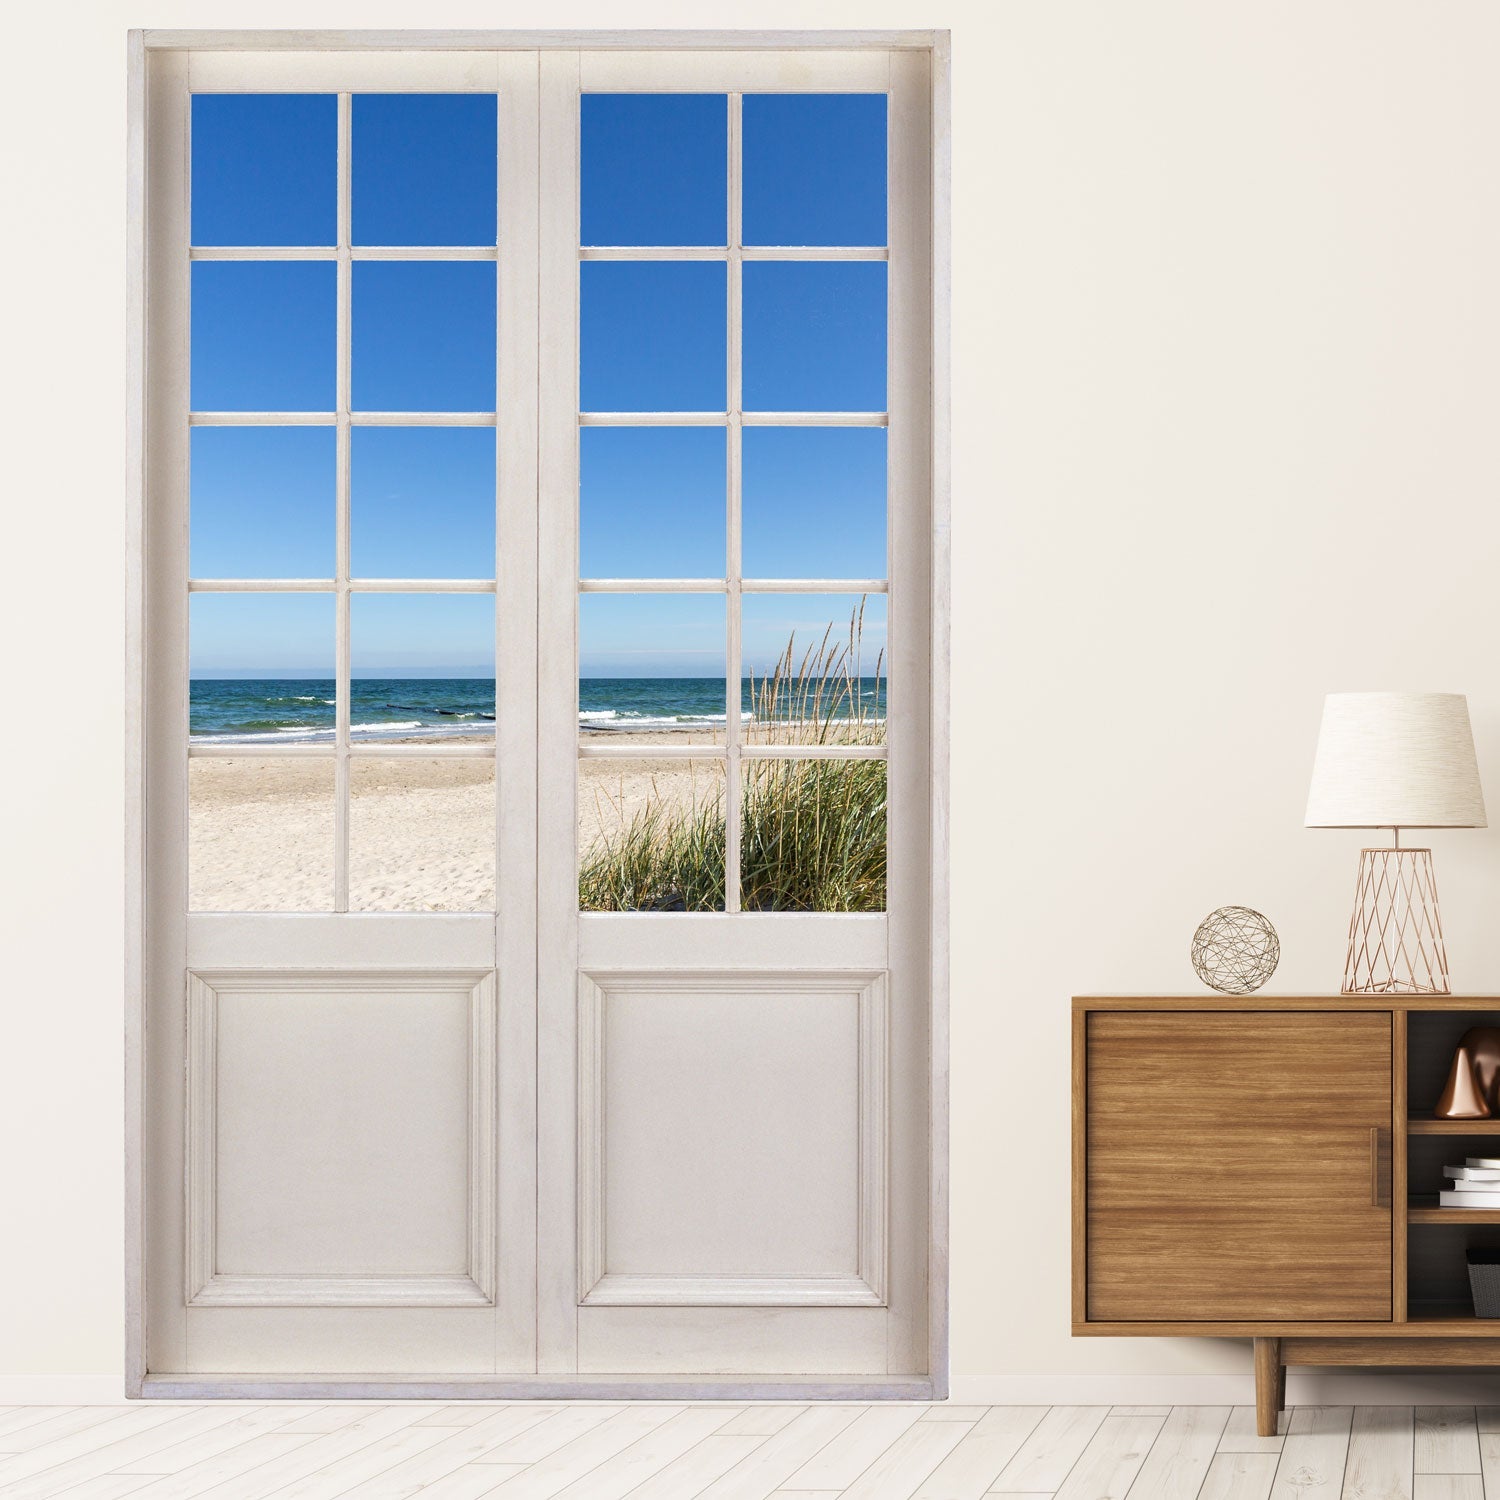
[1342,846,1450,996]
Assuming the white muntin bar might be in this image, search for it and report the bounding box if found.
[578,742,729,761]
[188,578,499,593]
[190,411,336,425]
[742,411,888,426]
[193,408,504,427]
[190,246,501,261]
[724,89,745,915]
[352,245,499,260]
[578,410,725,426]
[580,245,726,261]
[333,90,353,914]
[577,409,890,427]
[577,742,886,762]
[578,245,887,262]
[742,744,888,761]
[351,410,498,426]
[347,578,497,592]
[349,741,497,759]
[743,245,887,261]
[740,578,888,594]
[578,578,725,593]
[190,246,337,261]
[189,579,337,592]
[188,742,335,758]
[188,741,498,759]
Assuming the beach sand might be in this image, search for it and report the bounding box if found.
[189,731,722,912]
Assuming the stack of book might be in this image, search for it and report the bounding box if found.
[1441,1158,1500,1206]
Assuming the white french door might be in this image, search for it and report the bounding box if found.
[131,33,942,1396]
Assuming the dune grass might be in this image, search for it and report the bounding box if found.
[578,605,886,913]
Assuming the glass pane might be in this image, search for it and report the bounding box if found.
[350,759,495,911]
[741,593,886,746]
[742,428,885,579]
[579,758,727,912]
[190,759,334,911]
[353,263,496,412]
[191,94,336,247]
[352,428,495,579]
[580,594,727,745]
[191,427,335,579]
[350,594,495,744]
[743,94,887,248]
[580,427,725,579]
[581,94,727,246]
[581,263,726,412]
[353,94,498,247]
[743,263,886,413]
[191,263,336,411]
[190,594,336,745]
[741,759,885,912]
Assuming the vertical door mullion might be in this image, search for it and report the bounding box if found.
[724,92,744,912]
[334,91,353,912]
[144,48,193,1378]
[495,50,542,1371]
[536,48,582,1376]
[884,46,935,1380]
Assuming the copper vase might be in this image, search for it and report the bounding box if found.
[1437,1044,1492,1119]
[1461,1027,1500,1111]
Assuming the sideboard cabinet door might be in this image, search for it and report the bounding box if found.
[1086,1010,1392,1322]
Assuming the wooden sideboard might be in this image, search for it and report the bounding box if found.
[1073,996,1500,1436]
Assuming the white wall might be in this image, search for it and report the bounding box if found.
[8,0,1500,1403]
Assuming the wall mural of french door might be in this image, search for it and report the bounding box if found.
[137,39,937,1392]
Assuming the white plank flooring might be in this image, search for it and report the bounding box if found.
[0,1404,1487,1500]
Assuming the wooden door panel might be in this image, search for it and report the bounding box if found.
[1086,1011,1392,1322]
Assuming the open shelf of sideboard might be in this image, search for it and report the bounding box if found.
[1410,1203,1500,1224]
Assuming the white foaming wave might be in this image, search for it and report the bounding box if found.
[578,711,752,732]
[191,727,335,745]
[192,718,501,746]
[350,720,495,739]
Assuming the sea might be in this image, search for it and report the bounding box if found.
[190,678,886,744]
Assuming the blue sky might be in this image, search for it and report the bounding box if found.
[189,91,887,679]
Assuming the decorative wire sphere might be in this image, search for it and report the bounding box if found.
[1191,906,1280,995]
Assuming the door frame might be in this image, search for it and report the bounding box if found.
[125,26,951,1400]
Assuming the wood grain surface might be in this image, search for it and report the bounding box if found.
[1084,1011,1393,1322]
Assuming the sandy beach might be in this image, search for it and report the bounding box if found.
[189,731,723,912]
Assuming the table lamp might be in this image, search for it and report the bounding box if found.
[1305,692,1486,995]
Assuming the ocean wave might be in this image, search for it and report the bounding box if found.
[191,720,498,746]
[191,729,335,745]
[579,711,752,732]
[384,702,496,720]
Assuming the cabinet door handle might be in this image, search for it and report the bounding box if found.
[1370,1126,1392,1208]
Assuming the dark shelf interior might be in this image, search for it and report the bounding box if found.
[1405,1220,1500,1315]
[1408,1010,1500,1115]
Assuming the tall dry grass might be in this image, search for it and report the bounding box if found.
[578,604,886,912]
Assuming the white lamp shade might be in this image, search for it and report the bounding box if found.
[1305,692,1487,829]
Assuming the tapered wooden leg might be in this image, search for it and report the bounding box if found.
[1276,1354,1287,1414]
[1254,1337,1283,1437]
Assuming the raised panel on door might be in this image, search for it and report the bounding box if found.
[1086,1010,1393,1323]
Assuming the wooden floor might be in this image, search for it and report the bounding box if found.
[0,1402,1487,1500]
